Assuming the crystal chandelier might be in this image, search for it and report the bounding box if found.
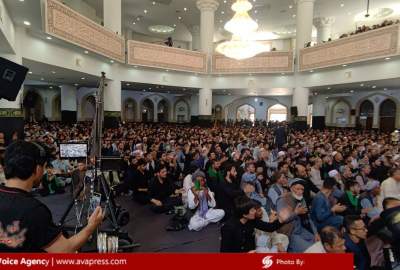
[216,0,268,60]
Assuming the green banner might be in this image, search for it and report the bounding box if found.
[0,108,23,118]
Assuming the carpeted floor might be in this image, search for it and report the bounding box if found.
[37,192,221,253]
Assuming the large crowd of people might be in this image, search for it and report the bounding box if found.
[1,120,400,268]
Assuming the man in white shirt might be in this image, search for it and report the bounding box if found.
[305,226,345,253]
[379,168,400,209]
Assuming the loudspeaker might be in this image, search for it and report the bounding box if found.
[351,109,356,116]
[0,57,28,101]
[290,106,298,117]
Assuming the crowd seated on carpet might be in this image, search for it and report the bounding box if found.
[1,120,400,266]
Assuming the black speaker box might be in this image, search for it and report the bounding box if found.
[290,106,298,116]
[0,57,28,101]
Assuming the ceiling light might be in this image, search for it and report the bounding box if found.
[28,71,32,74]
[254,10,257,13]
[292,14,296,18]
[74,83,79,86]
[342,64,347,67]
[309,70,314,73]
[340,3,344,7]
[137,17,140,21]
[81,77,85,80]
[221,11,225,14]
[173,24,177,27]
[385,57,391,60]
[224,2,258,36]
[144,9,148,14]
[41,78,44,80]
[224,0,227,3]
[46,36,52,40]
[254,98,258,102]
[360,83,364,87]
[149,25,175,34]
[133,22,136,25]
[84,50,89,54]
[126,83,131,86]
[23,21,31,26]
[289,5,293,9]
[19,0,24,2]
[143,89,146,92]
[178,16,182,20]
[51,71,56,74]
[372,85,376,88]
[49,86,53,89]
[152,1,156,5]
[384,88,388,91]
[350,90,354,93]
[110,60,114,63]
[216,36,269,60]
[183,7,188,11]
[327,87,331,89]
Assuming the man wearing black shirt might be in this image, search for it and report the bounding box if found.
[220,196,285,253]
[149,165,182,213]
[0,141,103,253]
[131,158,150,204]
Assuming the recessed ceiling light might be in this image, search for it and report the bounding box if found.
[133,22,136,25]
[360,83,364,87]
[178,16,182,20]
[74,83,79,86]
[143,89,146,92]
[173,24,177,27]
[342,64,347,67]
[183,7,188,11]
[46,36,52,40]
[19,0,24,2]
[84,50,89,54]
[144,9,148,14]
[309,70,314,73]
[221,11,225,14]
[137,17,140,21]
[152,1,156,5]
[110,60,114,63]
[350,90,354,93]
[340,3,344,7]
[23,21,31,26]
[255,98,258,102]
[40,78,44,80]
[126,83,131,86]
[49,86,53,89]
[81,77,85,80]
[28,71,32,74]
[254,10,258,14]
[385,57,391,60]
[223,0,227,3]
[51,71,56,74]
[289,5,293,9]
[372,85,376,88]
[384,88,388,91]
[292,14,296,18]
[327,87,331,90]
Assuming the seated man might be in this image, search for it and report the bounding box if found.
[254,203,289,253]
[360,180,381,221]
[338,181,369,217]
[39,165,65,197]
[311,177,346,231]
[305,226,346,253]
[344,215,371,270]
[276,178,318,252]
[149,165,182,214]
[187,170,224,231]
[220,196,286,253]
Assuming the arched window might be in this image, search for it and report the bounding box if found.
[237,104,255,122]
[268,104,287,122]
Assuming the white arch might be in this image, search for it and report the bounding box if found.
[236,104,256,122]
[267,103,288,122]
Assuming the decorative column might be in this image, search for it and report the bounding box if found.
[60,85,77,123]
[103,0,121,35]
[311,94,327,129]
[190,25,201,51]
[196,0,218,122]
[313,17,335,43]
[104,80,121,128]
[292,0,315,129]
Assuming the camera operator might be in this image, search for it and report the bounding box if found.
[0,141,104,252]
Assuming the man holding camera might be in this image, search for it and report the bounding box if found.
[0,141,103,252]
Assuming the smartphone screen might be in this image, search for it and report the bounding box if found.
[89,193,102,216]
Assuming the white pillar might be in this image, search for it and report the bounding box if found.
[104,79,121,127]
[60,85,77,112]
[103,0,121,35]
[293,87,310,117]
[196,0,219,55]
[196,0,218,119]
[190,25,201,51]
[199,88,212,116]
[154,100,159,123]
[295,0,315,53]
[313,17,335,43]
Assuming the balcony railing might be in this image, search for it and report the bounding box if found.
[299,24,400,71]
[212,51,294,74]
[44,0,125,63]
[127,40,208,73]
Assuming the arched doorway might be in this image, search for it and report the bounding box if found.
[332,100,350,127]
[267,104,288,122]
[52,95,61,121]
[214,105,223,121]
[380,99,396,132]
[358,100,373,130]
[237,104,255,122]
[124,98,136,122]
[174,100,189,123]
[82,95,96,121]
[141,99,154,122]
[23,91,44,122]
[158,99,169,122]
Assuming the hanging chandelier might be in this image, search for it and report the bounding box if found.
[216,0,268,60]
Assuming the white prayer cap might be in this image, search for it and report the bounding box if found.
[332,151,338,157]
[328,170,339,178]
[278,151,286,157]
